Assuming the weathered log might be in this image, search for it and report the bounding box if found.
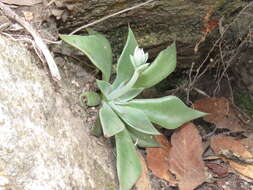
[0,35,117,190]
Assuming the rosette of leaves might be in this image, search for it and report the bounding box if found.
[60,28,205,190]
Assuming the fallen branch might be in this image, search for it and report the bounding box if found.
[0,2,61,81]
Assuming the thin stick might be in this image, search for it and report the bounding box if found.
[47,0,57,6]
[0,2,61,81]
[70,0,155,35]
[186,2,253,100]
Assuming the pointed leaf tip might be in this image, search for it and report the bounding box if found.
[60,34,112,81]
[99,102,125,137]
[112,27,138,89]
[134,43,176,88]
[122,96,206,129]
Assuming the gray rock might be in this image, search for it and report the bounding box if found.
[0,36,117,190]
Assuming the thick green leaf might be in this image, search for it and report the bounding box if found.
[134,43,176,88]
[96,80,112,98]
[116,88,143,102]
[121,96,206,129]
[112,27,138,89]
[127,126,160,148]
[113,104,160,135]
[60,34,112,81]
[86,28,101,35]
[115,129,142,190]
[99,102,125,137]
[90,116,103,137]
[79,91,101,106]
[108,70,140,101]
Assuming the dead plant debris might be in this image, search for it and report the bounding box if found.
[193,97,245,132]
[147,123,206,190]
[168,123,206,190]
[135,152,152,190]
[210,136,253,180]
[146,135,176,185]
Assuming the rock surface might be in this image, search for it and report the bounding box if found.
[56,0,248,66]
[0,36,117,190]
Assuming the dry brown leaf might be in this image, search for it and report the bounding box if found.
[193,97,244,132]
[0,0,42,6]
[146,135,177,184]
[210,136,253,159]
[135,152,151,190]
[211,136,253,179]
[229,161,253,179]
[240,136,253,155]
[168,123,206,190]
[205,162,228,177]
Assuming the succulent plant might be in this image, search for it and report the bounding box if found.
[60,27,205,190]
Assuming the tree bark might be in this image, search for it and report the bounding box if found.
[0,35,117,190]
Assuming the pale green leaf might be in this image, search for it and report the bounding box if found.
[60,34,112,81]
[79,91,101,106]
[134,43,176,88]
[112,27,138,89]
[115,129,142,190]
[86,28,101,35]
[122,96,206,129]
[113,105,160,135]
[96,80,112,98]
[116,88,143,102]
[127,126,160,148]
[99,102,125,137]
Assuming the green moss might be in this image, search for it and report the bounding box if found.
[234,90,253,117]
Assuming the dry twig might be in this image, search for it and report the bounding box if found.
[187,2,253,102]
[0,2,61,81]
[70,0,155,35]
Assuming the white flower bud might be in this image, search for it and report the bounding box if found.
[131,47,149,67]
